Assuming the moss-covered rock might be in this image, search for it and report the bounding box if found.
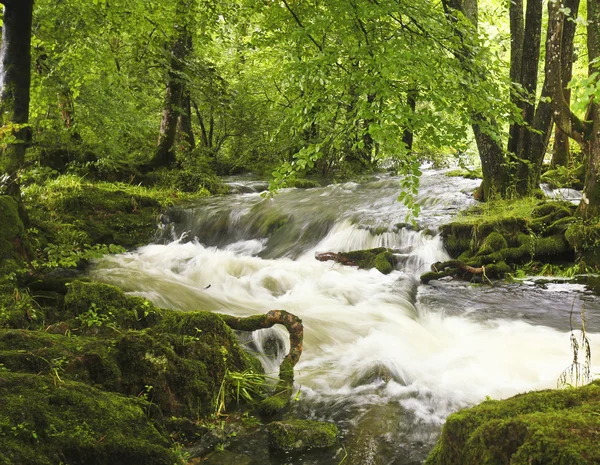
[0,373,177,465]
[425,381,600,465]
[565,220,600,269]
[427,200,578,282]
[267,419,338,451]
[1,281,263,418]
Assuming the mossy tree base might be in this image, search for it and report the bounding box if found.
[422,200,578,282]
[425,381,600,465]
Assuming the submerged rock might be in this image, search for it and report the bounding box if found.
[425,380,600,465]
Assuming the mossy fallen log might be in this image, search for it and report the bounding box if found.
[425,380,600,465]
[315,247,395,274]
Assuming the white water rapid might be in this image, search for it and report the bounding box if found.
[91,170,600,464]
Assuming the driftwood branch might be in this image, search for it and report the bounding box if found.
[315,252,358,266]
[219,310,303,385]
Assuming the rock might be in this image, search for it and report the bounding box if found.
[267,419,338,451]
[425,381,600,465]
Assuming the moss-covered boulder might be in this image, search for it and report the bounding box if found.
[1,281,263,418]
[267,419,338,452]
[424,200,578,282]
[25,180,163,249]
[425,381,600,465]
[0,373,177,465]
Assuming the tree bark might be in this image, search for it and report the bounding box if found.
[507,0,524,156]
[177,89,195,151]
[0,0,33,204]
[442,0,510,200]
[219,310,303,385]
[402,90,416,152]
[551,0,580,168]
[151,0,192,168]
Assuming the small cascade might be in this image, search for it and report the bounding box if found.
[90,169,600,464]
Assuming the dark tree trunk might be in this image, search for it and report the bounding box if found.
[442,0,509,200]
[510,0,545,195]
[192,100,210,148]
[402,90,416,152]
[151,0,192,168]
[547,0,600,219]
[551,0,580,168]
[177,89,195,151]
[507,0,523,155]
[580,0,600,218]
[0,0,33,203]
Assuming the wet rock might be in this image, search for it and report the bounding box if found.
[267,419,338,451]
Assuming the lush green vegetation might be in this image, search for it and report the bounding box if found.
[3,0,600,463]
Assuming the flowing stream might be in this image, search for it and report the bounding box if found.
[91,169,600,464]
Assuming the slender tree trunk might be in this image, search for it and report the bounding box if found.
[402,90,416,152]
[177,89,195,151]
[507,0,524,156]
[512,0,545,195]
[547,0,600,219]
[151,0,192,168]
[580,0,600,218]
[551,0,581,168]
[442,0,509,200]
[0,0,33,204]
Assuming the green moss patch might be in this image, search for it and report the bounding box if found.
[1,281,262,418]
[425,381,600,465]
[267,419,338,452]
[0,373,177,465]
[423,200,579,282]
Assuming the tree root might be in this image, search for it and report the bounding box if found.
[219,310,303,386]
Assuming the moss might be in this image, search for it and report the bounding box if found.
[565,221,600,268]
[258,390,291,417]
[23,178,172,249]
[267,419,338,451]
[476,231,508,256]
[445,168,482,179]
[425,381,600,465]
[0,372,177,465]
[1,280,262,418]
[337,248,395,274]
[62,280,157,334]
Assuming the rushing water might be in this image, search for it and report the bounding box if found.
[91,170,600,464]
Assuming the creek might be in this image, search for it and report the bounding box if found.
[91,169,600,464]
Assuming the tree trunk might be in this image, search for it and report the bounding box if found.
[0,0,33,204]
[551,0,580,168]
[442,0,510,200]
[507,0,524,156]
[579,0,600,218]
[402,90,416,152]
[151,0,192,168]
[512,0,545,196]
[177,89,195,152]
